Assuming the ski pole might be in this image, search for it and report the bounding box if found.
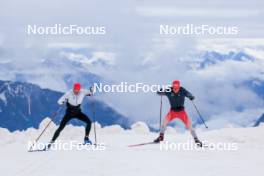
[29,106,63,151]
[92,100,97,145]
[90,87,97,145]
[159,95,163,131]
[191,101,208,129]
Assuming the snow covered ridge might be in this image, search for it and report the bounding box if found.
[1,118,264,146]
[0,119,151,145]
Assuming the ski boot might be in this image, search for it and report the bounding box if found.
[44,140,54,150]
[194,138,203,147]
[154,133,164,143]
[84,137,92,145]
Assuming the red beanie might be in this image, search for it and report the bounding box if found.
[172,80,180,89]
[73,83,81,91]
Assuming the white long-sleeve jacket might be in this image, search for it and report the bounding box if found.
[58,89,92,106]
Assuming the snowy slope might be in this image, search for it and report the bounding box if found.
[0,120,263,176]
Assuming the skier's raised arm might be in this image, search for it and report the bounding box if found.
[182,88,195,101]
[83,87,94,96]
[57,91,70,105]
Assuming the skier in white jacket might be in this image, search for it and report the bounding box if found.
[49,83,93,147]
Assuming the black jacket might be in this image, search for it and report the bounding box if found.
[66,102,81,114]
[157,87,194,111]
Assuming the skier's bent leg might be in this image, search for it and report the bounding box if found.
[51,114,71,142]
[179,110,196,139]
[185,117,202,147]
[154,112,172,142]
[185,116,198,139]
[77,112,92,138]
[184,118,196,138]
[186,120,199,140]
[160,118,170,134]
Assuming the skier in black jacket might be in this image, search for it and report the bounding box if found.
[154,80,202,147]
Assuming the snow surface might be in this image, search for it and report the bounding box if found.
[0,119,264,176]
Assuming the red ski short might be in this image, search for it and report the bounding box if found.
[165,109,191,129]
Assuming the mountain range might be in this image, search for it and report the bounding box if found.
[0,80,132,131]
[0,49,264,129]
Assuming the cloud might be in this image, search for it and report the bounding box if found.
[95,37,264,127]
[135,7,262,18]
[47,43,92,49]
[244,48,264,60]
[204,108,264,129]
[196,38,264,53]
[1,0,264,128]
[59,51,116,66]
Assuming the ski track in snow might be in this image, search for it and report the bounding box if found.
[1,122,264,176]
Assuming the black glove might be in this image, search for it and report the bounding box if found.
[157,88,164,95]
[190,96,195,101]
[89,86,94,96]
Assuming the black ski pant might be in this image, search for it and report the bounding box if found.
[51,111,91,142]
